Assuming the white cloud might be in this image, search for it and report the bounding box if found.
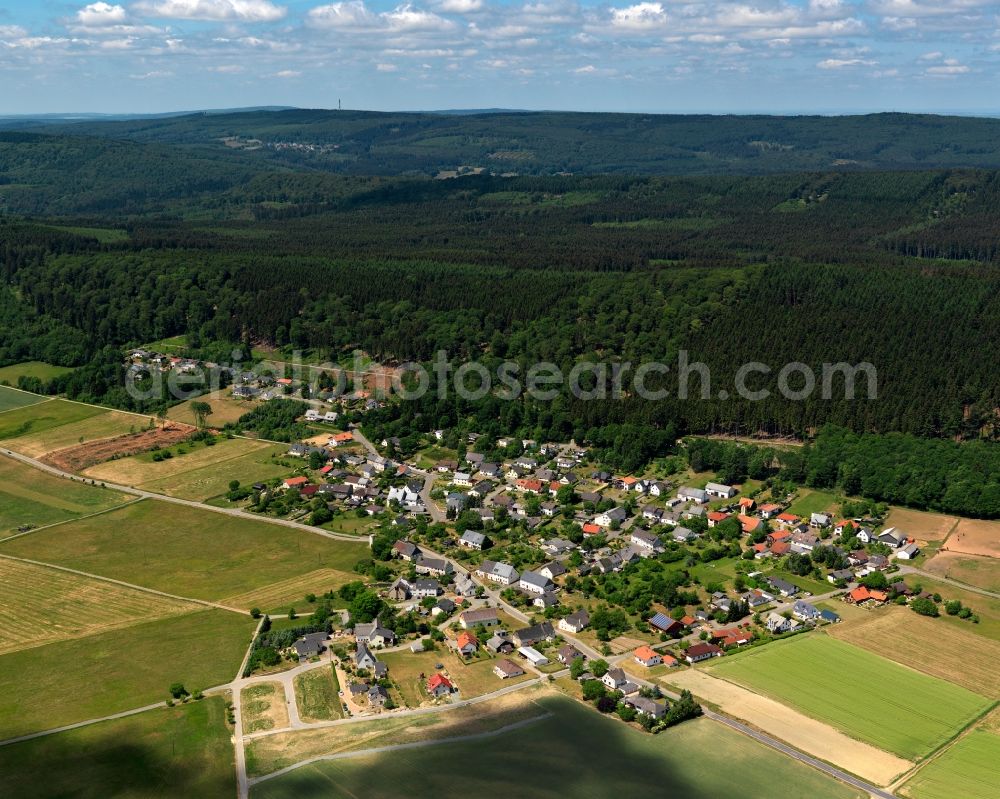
[376,61,398,70]
[435,0,483,11]
[308,1,454,32]
[133,0,286,22]
[926,63,970,75]
[273,68,301,77]
[77,3,128,26]
[0,25,28,39]
[609,2,668,31]
[818,57,876,68]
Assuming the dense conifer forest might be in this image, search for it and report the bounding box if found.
[1,111,998,513]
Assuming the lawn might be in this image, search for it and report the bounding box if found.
[899,730,1000,799]
[706,634,992,760]
[294,666,344,722]
[899,574,1000,644]
[0,558,196,656]
[0,361,75,386]
[0,455,132,535]
[0,386,45,412]
[250,695,864,799]
[0,609,254,740]
[0,499,368,602]
[787,488,839,518]
[83,438,290,501]
[0,398,107,442]
[0,697,236,798]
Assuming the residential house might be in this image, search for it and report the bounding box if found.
[557,644,583,664]
[792,600,822,622]
[828,568,854,583]
[539,561,567,580]
[672,526,698,543]
[426,673,454,698]
[630,529,665,555]
[292,632,327,660]
[626,696,667,719]
[392,540,421,562]
[897,543,920,560]
[758,503,783,520]
[519,570,555,595]
[458,530,487,550]
[454,631,479,657]
[410,579,442,599]
[513,622,555,647]
[453,472,472,487]
[476,560,520,586]
[766,577,799,597]
[810,513,831,529]
[765,612,792,634]
[558,610,590,634]
[354,617,396,647]
[602,668,628,691]
[355,642,378,670]
[685,643,724,664]
[415,557,453,577]
[595,507,627,528]
[493,658,525,679]
[633,646,662,667]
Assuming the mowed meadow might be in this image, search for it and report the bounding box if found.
[82,437,291,502]
[0,399,143,456]
[0,609,255,740]
[0,385,46,413]
[0,455,132,534]
[0,558,196,655]
[0,498,369,604]
[706,635,993,760]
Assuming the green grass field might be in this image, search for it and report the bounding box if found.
[707,635,992,760]
[0,456,131,535]
[787,488,839,518]
[0,385,46,412]
[0,399,111,446]
[0,498,368,602]
[0,697,235,798]
[0,361,75,386]
[900,729,1000,799]
[0,609,254,740]
[251,696,864,799]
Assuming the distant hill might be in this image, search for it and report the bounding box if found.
[10,109,1000,176]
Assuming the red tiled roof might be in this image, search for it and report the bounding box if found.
[283,476,309,487]
[770,542,791,555]
[582,523,601,535]
[634,646,660,662]
[427,673,453,691]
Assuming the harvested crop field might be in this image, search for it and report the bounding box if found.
[921,551,1000,595]
[221,568,357,613]
[44,422,196,473]
[885,507,960,544]
[0,557,197,655]
[706,634,992,760]
[825,608,1000,698]
[662,668,911,785]
[942,518,1000,559]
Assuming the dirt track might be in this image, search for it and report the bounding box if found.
[41,423,196,473]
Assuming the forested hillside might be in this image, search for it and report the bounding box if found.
[0,115,998,473]
[11,109,1000,178]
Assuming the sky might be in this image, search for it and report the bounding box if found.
[1,0,999,115]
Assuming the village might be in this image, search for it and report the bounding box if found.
[230,402,961,739]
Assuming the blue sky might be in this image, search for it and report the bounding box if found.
[1,0,999,114]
